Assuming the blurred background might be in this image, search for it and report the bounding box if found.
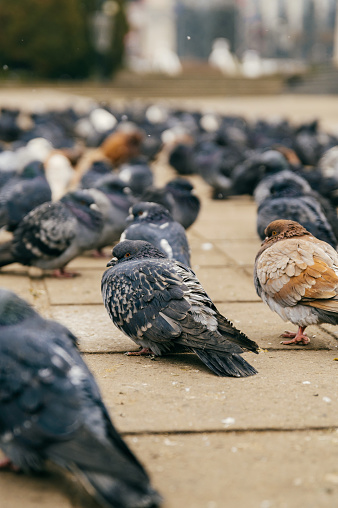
[1,0,338,95]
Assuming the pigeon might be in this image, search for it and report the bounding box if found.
[79,159,113,189]
[121,202,191,266]
[101,128,144,166]
[84,177,133,252]
[256,177,338,248]
[118,158,153,197]
[0,189,104,276]
[231,150,289,196]
[254,219,338,345]
[0,288,162,508]
[163,178,200,230]
[0,160,52,232]
[102,240,259,377]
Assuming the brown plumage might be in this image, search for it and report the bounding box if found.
[101,130,143,166]
[254,219,338,344]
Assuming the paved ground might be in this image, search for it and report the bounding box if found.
[1,91,338,508]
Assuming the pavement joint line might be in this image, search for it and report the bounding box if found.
[318,324,338,340]
[80,347,334,355]
[120,426,338,437]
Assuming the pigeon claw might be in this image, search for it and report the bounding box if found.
[0,457,21,472]
[280,327,310,345]
[125,347,154,356]
[52,268,80,278]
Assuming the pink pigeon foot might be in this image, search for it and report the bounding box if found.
[52,268,80,278]
[280,327,310,345]
[125,348,154,356]
[0,457,20,472]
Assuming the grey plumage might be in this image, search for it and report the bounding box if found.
[0,160,51,231]
[0,288,161,508]
[101,240,259,377]
[84,177,133,250]
[121,202,191,266]
[118,159,153,197]
[256,172,338,248]
[0,189,104,274]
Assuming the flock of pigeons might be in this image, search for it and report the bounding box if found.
[1,102,338,507]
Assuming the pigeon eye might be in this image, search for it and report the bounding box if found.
[137,211,143,216]
[271,230,278,236]
[125,252,131,257]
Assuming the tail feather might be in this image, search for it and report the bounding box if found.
[216,313,259,353]
[75,468,162,508]
[193,349,258,377]
[0,240,15,267]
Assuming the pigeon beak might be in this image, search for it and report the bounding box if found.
[107,257,118,267]
[126,214,134,222]
[90,203,100,212]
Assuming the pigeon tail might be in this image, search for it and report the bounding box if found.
[0,241,15,267]
[193,349,258,377]
[74,468,162,508]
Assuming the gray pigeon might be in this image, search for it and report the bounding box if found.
[118,158,153,197]
[0,189,104,276]
[84,177,133,253]
[121,202,191,267]
[256,176,338,248]
[0,160,52,231]
[101,240,259,377]
[0,288,162,508]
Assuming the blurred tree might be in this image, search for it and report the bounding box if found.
[0,0,128,79]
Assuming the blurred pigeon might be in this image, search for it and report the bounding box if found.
[121,202,191,266]
[231,150,289,196]
[254,170,312,205]
[256,179,338,248]
[168,143,197,175]
[101,126,144,166]
[193,142,233,199]
[85,177,133,252]
[254,219,338,345]
[163,178,200,229]
[79,160,113,189]
[0,160,51,232]
[0,288,162,508]
[102,240,259,377]
[0,190,104,276]
[118,158,153,197]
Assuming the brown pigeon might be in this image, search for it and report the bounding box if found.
[254,219,338,345]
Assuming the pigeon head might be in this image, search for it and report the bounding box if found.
[0,289,35,326]
[270,179,304,198]
[107,239,167,267]
[127,202,172,224]
[264,220,311,244]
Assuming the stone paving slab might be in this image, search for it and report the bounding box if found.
[194,266,260,302]
[84,350,338,434]
[217,302,338,351]
[128,430,338,508]
[215,238,262,267]
[2,429,338,508]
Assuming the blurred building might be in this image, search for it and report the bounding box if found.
[125,0,337,74]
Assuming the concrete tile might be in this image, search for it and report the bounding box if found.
[0,272,34,303]
[50,304,134,353]
[194,266,260,302]
[216,238,261,267]
[189,239,232,267]
[217,302,338,351]
[45,269,103,305]
[195,201,257,241]
[128,430,338,508]
[84,350,338,433]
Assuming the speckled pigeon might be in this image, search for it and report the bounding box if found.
[0,160,51,231]
[0,189,104,276]
[101,240,259,377]
[121,202,191,266]
[0,288,162,508]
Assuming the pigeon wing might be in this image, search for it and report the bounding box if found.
[256,237,338,310]
[11,201,76,262]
